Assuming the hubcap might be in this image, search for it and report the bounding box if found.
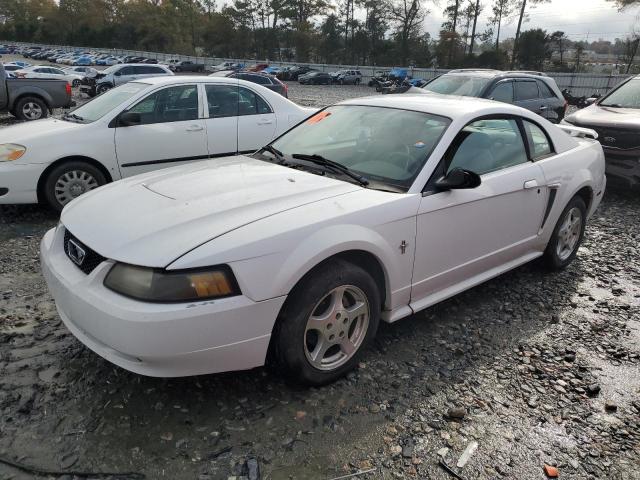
[556,207,582,261]
[304,285,370,371]
[22,102,43,120]
[54,170,99,206]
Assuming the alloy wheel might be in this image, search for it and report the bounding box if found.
[556,207,583,261]
[54,170,99,206]
[304,285,370,371]
[22,102,43,120]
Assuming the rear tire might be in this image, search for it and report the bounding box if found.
[42,161,107,212]
[15,96,48,121]
[271,259,381,386]
[543,195,587,270]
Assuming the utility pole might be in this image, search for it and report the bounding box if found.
[511,0,527,69]
[469,0,481,56]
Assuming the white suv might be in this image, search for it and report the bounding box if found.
[82,64,173,96]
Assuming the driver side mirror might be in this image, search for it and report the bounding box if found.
[434,168,481,191]
[118,111,141,127]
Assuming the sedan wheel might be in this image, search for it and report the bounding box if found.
[271,258,380,385]
[43,161,107,212]
[543,195,587,269]
[54,170,100,206]
[304,285,370,371]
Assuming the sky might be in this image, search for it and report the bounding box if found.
[422,0,640,43]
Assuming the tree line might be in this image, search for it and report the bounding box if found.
[0,0,638,70]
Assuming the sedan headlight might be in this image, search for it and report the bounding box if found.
[0,144,26,162]
[104,263,240,302]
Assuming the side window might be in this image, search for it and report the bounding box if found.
[446,118,529,175]
[127,85,198,124]
[537,81,556,99]
[251,74,270,85]
[489,82,514,103]
[238,87,273,115]
[119,66,135,75]
[515,81,539,101]
[205,84,240,118]
[523,120,553,160]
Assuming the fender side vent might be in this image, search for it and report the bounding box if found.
[541,189,558,230]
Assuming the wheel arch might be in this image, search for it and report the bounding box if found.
[574,185,593,212]
[37,155,113,204]
[12,92,52,111]
[287,249,389,310]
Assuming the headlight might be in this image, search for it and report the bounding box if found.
[104,263,240,302]
[0,144,26,162]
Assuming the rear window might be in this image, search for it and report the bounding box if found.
[515,81,539,101]
[424,75,492,97]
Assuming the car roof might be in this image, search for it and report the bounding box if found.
[338,93,532,118]
[138,75,275,87]
[443,69,552,81]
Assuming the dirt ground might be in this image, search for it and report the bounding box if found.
[0,55,638,480]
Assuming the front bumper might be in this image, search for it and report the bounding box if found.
[40,227,286,377]
[0,162,46,204]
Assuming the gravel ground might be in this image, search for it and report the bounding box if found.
[0,58,638,480]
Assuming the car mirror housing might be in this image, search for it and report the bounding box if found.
[434,168,481,191]
[119,111,141,127]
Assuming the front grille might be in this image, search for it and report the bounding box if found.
[63,229,106,275]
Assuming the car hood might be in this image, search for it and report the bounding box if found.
[0,118,85,145]
[61,156,361,267]
[565,104,640,129]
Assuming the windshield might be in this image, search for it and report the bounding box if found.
[269,105,450,191]
[63,82,147,123]
[423,75,492,97]
[599,78,640,108]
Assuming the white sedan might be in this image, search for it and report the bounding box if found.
[0,76,315,210]
[14,65,85,86]
[40,95,606,385]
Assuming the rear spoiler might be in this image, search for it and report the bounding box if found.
[557,124,598,140]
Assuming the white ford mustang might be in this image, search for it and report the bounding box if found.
[40,95,606,385]
[0,76,314,211]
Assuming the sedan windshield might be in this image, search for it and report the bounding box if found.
[62,82,147,123]
[599,78,640,108]
[424,75,492,97]
[268,105,451,191]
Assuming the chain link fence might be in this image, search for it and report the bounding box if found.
[7,41,634,97]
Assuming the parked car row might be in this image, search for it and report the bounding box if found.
[16,45,162,67]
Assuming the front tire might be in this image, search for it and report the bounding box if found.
[543,195,587,270]
[96,83,112,95]
[42,161,107,212]
[271,259,381,386]
[15,96,48,121]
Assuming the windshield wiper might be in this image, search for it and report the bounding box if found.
[62,113,85,123]
[599,103,624,108]
[291,153,369,187]
[257,144,286,163]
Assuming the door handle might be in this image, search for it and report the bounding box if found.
[524,179,538,189]
[186,125,204,132]
[539,105,548,111]
[257,119,273,125]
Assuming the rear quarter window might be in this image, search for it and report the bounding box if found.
[537,81,557,99]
